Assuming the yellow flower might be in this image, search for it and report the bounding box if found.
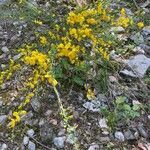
[34,20,43,25]
[13,112,21,122]
[9,119,16,128]
[19,110,27,115]
[69,28,78,39]
[19,0,26,4]
[87,88,95,100]
[39,36,47,46]
[45,74,58,86]
[86,18,97,25]
[67,12,85,25]
[121,8,126,16]
[99,47,109,61]
[57,42,80,63]
[137,22,144,29]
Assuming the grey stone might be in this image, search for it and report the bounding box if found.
[0,143,8,150]
[99,136,110,142]
[31,98,41,112]
[142,26,150,36]
[138,125,148,138]
[1,46,9,53]
[130,32,144,45]
[27,129,35,138]
[0,115,7,125]
[109,76,118,83]
[0,0,8,5]
[145,36,150,46]
[44,110,52,116]
[83,94,107,112]
[53,136,66,149]
[28,141,36,150]
[88,143,99,150]
[120,55,150,78]
[66,133,77,145]
[115,131,125,142]
[23,136,29,145]
[40,123,54,142]
[124,130,135,140]
[13,53,22,61]
[133,46,145,54]
[110,27,125,33]
[125,8,134,16]
[120,69,137,78]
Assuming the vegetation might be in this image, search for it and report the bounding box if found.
[0,0,149,149]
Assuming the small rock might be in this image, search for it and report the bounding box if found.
[110,27,125,33]
[0,115,7,125]
[40,123,54,142]
[120,54,150,78]
[99,118,109,135]
[83,94,107,112]
[142,26,150,36]
[53,136,66,149]
[13,53,22,61]
[125,8,134,16]
[133,46,145,54]
[134,131,139,139]
[88,143,99,150]
[99,118,108,129]
[66,133,77,145]
[28,141,36,150]
[120,69,137,78]
[44,110,52,116]
[109,76,118,83]
[58,129,66,136]
[1,46,9,53]
[99,136,110,142]
[124,130,135,140]
[139,44,150,55]
[138,125,148,138]
[31,98,41,112]
[115,131,125,142]
[0,143,8,150]
[130,32,144,45]
[27,129,35,138]
[23,136,29,145]
[83,102,100,112]
[38,118,45,126]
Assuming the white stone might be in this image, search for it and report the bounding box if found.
[27,129,34,138]
[23,136,29,145]
[53,136,66,148]
[115,131,125,142]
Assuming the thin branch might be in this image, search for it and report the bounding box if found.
[132,0,139,10]
[27,135,53,150]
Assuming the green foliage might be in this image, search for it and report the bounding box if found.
[101,96,141,130]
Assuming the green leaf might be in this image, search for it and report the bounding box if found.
[73,76,84,86]
[124,104,131,111]
[116,96,125,104]
[132,104,140,111]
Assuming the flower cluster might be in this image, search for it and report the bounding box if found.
[115,8,133,28]
[0,59,20,85]
[57,3,112,64]
[9,110,27,128]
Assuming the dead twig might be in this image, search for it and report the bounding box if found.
[26,135,53,150]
